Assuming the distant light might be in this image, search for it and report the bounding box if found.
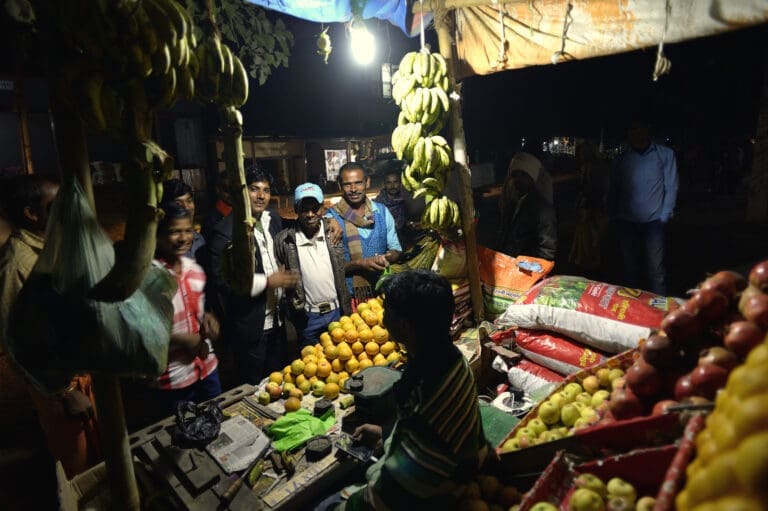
[350,20,375,66]
[553,140,559,145]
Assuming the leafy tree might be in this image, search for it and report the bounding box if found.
[183,0,294,86]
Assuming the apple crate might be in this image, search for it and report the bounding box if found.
[517,414,704,511]
[496,349,685,477]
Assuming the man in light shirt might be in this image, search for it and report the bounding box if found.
[275,183,351,347]
[609,119,679,295]
[207,166,298,385]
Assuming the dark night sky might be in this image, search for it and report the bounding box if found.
[243,15,766,160]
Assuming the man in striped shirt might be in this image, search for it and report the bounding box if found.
[152,204,221,416]
[337,270,490,510]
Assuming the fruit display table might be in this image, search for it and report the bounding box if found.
[123,384,365,510]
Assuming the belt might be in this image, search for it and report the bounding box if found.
[306,300,339,314]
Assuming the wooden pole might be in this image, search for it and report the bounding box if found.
[13,74,34,174]
[434,6,485,323]
[50,95,140,511]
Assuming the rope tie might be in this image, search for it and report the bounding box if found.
[551,1,574,64]
[653,0,672,81]
[492,0,508,68]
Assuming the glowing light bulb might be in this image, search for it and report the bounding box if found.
[350,21,375,66]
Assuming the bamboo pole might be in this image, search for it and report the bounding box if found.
[434,6,485,323]
[50,93,140,511]
[13,74,34,175]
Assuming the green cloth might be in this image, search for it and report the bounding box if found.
[268,408,335,452]
[479,401,520,447]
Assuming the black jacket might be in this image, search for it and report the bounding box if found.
[206,210,284,339]
[274,220,352,318]
[498,190,557,260]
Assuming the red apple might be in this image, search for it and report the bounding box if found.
[698,346,739,371]
[741,293,768,330]
[609,387,645,420]
[674,373,695,401]
[685,288,729,323]
[661,309,704,344]
[641,333,679,368]
[652,399,679,416]
[689,364,729,399]
[700,270,748,301]
[748,260,768,292]
[625,359,663,398]
[724,320,765,357]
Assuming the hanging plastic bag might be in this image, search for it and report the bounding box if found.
[6,177,175,393]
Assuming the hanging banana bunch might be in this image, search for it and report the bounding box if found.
[316,26,332,64]
[390,50,461,234]
[49,0,199,301]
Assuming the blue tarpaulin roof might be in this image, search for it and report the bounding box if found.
[245,0,429,36]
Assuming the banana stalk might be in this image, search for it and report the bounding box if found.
[220,105,255,295]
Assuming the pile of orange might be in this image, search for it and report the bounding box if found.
[281,297,405,397]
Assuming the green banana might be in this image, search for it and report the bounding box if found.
[144,0,177,45]
[434,87,450,113]
[232,54,250,107]
[158,0,187,40]
[160,66,177,107]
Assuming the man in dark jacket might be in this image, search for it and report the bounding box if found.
[275,183,351,347]
[497,152,557,260]
[207,166,298,385]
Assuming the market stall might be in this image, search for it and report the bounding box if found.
[4,0,768,509]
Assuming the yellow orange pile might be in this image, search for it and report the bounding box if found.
[282,297,405,398]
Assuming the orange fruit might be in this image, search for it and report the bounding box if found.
[302,354,318,365]
[344,329,359,343]
[269,372,283,385]
[386,352,401,364]
[284,397,302,412]
[351,341,364,355]
[373,354,387,366]
[317,359,332,378]
[358,358,373,370]
[350,313,363,323]
[331,328,345,343]
[323,382,340,400]
[319,332,332,345]
[362,310,379,326]
[380,341,395,356]
[365,341,379,357]
[339,315,352,325]
[372,326,388,344]
[326,372,340,384]
[325,345,339,360]
[356,352,369,362]
[303,362,318,378]
[283,372,294,385]
[358,329,373,342]
[300,346,316,359]
[331,358,343,373]
[337,343,353,361]
[327,321,342,333]
[295,374,307,387]
[338,371,349,380]
[356,303,370,314]
[345,358,360,373]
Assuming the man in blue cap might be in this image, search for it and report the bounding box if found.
[275,183,351,347]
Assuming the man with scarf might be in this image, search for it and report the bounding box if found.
[329,163,401,301]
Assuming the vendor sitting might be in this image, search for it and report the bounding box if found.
[321,270,490,510]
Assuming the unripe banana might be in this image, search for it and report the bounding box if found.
[231,53,249,107]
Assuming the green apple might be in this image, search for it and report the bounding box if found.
[540,430,564,443]
[582,375,601,394]
[538,400,562,426]
[549,393,567,408]
[561,403,580,427]
[576,392,594,406]
[311,380,326,397]
[517,428,538,448]
[558,390,576,404]
[606,477,636,505]
[596,368,612,388]
[282,382,296,398]
[608,368,625,383]
[591,389,611,408]
[500,437,520,453]
[546,428,566,441]
[569,487,605,511]
[573,472,607,497]
[257,391,271,405]
[572,401,587,412]
[580,407,598,421]
[515,426,537,440]
[530,503,558,511]
[573,417,593,430]
[606,496,633,511]
[565,382,584,395]
[635,496,656,511]
[528,417,548,436]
